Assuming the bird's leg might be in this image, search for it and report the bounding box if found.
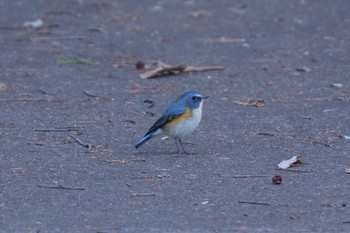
[174,139,180,154]
[179,139,190,155]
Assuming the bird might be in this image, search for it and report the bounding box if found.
[135,90,209,154]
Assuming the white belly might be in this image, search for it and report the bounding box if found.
[162,102,203,139]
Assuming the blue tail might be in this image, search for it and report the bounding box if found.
[135,134,151,148]
[135,128,161,148]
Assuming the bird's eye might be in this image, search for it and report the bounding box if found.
[192,96,198,101]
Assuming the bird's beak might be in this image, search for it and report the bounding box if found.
[202,96,209,99]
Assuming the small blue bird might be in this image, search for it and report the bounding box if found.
[135,90,209,154]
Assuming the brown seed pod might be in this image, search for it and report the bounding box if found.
[272,175,282,185]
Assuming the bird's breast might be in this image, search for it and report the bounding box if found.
[162,102,203,139]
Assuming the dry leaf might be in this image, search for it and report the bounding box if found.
[277,156,300,169]
[233,99,265,107]
[331,83,343,88]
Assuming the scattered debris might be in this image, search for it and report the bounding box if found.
[295,66,312,72]
[200,200,209,205]
[128,86,148,95]
[83,91,110,101]
[344,135,350,140]
[151,5,162,12]
[279,169,308,173]
[103,158,146,164]
[38,88,55,95]
[257,132,274,136]
[188,10,212,18]
[27,141,70,146]
[34,127,81,132]
[156,173,169,178]
[144,111,155,117]
[238,200,270,205]
[69,134,92,151]
[272,175,282,185]
[332,92,350,101]
[233,99,265,107]
[331,83,343,88]
[206,37,246,44]
[346,168,350,174]
[0,82,7,91]
[139,61,224,79]
[323,109,336,113]
[143,99,155,108]
[23,19,43,28]
[58,57,93,65]
[83,91,99,98]
[37,184,85,191]
[277,156,302,169]
[310,138,331,147]
[233,175,269,178]
[128,201,145,206]
[130,192,156,197]
[135,61,145,70]
[124,119,136,124]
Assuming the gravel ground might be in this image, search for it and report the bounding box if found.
[0,1,350,232]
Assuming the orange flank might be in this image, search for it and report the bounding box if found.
[167,107,191,125]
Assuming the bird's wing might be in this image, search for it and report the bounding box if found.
[144,105,187,136]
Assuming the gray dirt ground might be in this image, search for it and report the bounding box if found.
[1,0,350,232]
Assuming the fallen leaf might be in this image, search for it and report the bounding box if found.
[233,99,265,107]
[277,156,300,169]
[331,83,343,88]
[23,19,43,28]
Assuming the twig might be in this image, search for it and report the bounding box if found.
[238,200,270,205]
[0,97,87,103]
[0,97,47,102]
[233,175,269,178]
[34,127,81,132]
[276,168,309,173]
[37,184,85,190]
[130,192,156,197]
[140,61,224,79]
[29,36,88,41]
[69,135,92,150]
[103,158,146,164]
[257,132,274,137]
